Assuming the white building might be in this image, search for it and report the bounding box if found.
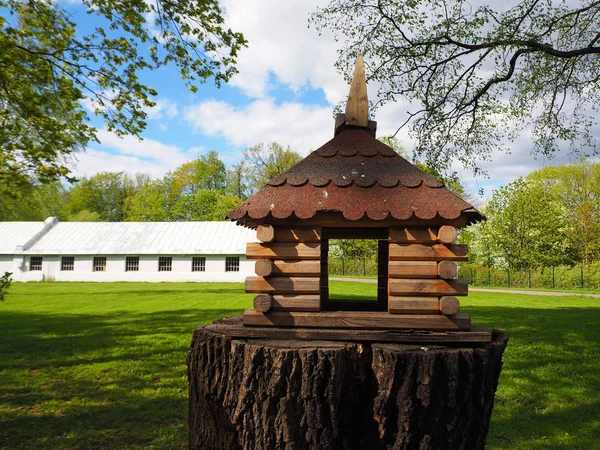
[0,218,257,282]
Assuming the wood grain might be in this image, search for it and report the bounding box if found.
[243,310,471,330]
[253,293,272,312]
[256,225,275,243]
[437,225,458,244]
[272,294,321,312]
[389,243,468,261]
[389,228,437,244]
[246,242,321,260]
[245,276,320,294]
[275,228,321,243]
[255,259,274,277]
[388,279,468,296]
[345,54,369,127]
[209,316,493,343]
[440,296,460,315]
[388,261,438,278]
[437,261,458,279]
[388,296,440,314]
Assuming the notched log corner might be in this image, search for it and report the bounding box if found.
[188,326,508,450]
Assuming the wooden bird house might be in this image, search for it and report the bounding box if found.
[227,55,484,331]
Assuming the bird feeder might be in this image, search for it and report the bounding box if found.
[228,55,484,332]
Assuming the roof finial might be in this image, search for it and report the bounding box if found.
[345,54,369,127]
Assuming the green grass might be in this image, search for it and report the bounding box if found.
[1,282,599,449]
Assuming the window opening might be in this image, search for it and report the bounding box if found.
[158,256,172,272]
[30,256,43,271]
[61,257,75,271]
[93,257,107,272]
[125,256,139,272]
[321,228,389,311]
[192,257,206,272]
[225,256,239,272]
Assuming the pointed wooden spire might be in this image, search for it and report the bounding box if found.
[345,54,369,127]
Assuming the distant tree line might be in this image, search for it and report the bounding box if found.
[0,142,301,222]
[461,160,600,269]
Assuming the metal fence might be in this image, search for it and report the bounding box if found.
[458,263,600,290]
[329,256,600,290]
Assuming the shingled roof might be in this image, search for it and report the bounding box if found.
[227,127,482,225]
[227,55,483,228]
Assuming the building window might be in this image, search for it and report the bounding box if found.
[192,257,206,272]
[158,256,172,272]
[30,257,43,271]
[93,257,107,272]
[225,256,239,272]
[61,257,74,271]
[126,256,139,272]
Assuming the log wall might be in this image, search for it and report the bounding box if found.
[246,225,322,314]
[388,226,467,319]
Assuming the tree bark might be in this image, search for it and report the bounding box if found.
[188,325,508,450]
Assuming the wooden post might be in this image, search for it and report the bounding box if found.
[188,323,508,450]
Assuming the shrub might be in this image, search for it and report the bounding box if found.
[0,272,13,301]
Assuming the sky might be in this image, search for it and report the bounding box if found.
[66,0,588,201]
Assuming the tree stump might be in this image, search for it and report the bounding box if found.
[188,320,508,450]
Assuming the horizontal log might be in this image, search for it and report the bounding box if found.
[437,225,458,244]
[253,294,272,312]
[256,224,276,243]
[255,260,322,277]
[388,296,440,314]
[437,261,458,279]
[243,310,471,330]
[440,296,460,316]
[276,228,322,243]
[246,242,320,260]
[272,294,321,312]
[388,261,438,278]
[389,228,437,244]
[389,279,468,296]
[389,243,468,261]
[245,276,320,294]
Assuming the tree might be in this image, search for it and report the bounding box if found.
[529,160,600,263]
[0,181,66,221]
[63,172,151,221]
[225,161,252,200]
[475,177,572,269]
[169,190,242,221]
[243,142,303,192]
[123,180,170,222]
[0,0,246,186]
[170,151,227,197]
[312,1,600,175]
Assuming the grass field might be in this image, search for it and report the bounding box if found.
[1,282,599,449]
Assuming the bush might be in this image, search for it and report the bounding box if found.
[0,272,13,301]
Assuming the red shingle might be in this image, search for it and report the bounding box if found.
[228,128,483,225]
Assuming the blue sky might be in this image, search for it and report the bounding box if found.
[65,0,585,202]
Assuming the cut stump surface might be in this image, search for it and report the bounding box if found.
[188,318,508,450]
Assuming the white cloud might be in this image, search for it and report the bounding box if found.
[71,148,169,179]
[144,98,178,121]
[68,130,205,178]
[221,0,345,103]
[184,98,334,154]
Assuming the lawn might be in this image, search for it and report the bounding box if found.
[1,282,599,449]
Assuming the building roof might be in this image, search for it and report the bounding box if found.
[0,221,46,253]
[228,128,483,226]
[10,221,256,255]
